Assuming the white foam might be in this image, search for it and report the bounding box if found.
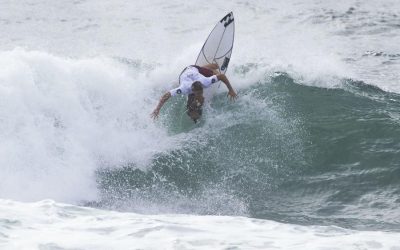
[1,199,399,250]
[0,49,178,203]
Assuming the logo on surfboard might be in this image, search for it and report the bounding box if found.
[220,13,234,28]
[221,57,230,71]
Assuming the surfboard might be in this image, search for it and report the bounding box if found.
[195,12,235,101]
[178,12,235,124]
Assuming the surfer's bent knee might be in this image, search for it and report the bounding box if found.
[216,73,226,80]
[210,63,219,70]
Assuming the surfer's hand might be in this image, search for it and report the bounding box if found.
[227,90,238,101]
[151,109,160,119]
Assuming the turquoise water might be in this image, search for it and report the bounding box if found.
[97,71,400,231]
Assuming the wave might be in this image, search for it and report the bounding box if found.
[0,49,177,202]
[98,69,400,231]
[0,49,399,231]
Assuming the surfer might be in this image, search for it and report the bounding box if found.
[151,63,237,122]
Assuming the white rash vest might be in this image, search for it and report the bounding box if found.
[169,66,218,96]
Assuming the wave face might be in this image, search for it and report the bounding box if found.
[97,69,400,231]
[0,0,399,237]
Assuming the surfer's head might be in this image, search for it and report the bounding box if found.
[191,81,203,97]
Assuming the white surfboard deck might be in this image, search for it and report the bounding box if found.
[195,12,235,102]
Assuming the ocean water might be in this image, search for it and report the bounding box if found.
[0,0,400,249]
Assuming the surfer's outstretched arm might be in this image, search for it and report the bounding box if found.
[151,92,171,119]
[217,74,237,101]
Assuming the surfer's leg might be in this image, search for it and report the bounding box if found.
[202,63,218,70]
[202,63,220,74]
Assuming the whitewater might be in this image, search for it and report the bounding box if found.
[0,0,400,249]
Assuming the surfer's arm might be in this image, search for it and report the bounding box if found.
[217,74,237,101]
[151,92,171,119]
